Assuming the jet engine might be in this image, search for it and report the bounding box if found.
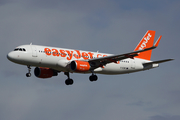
[34,67,58,78]
[70,60,91,72]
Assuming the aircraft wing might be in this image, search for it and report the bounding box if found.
[88,46,156,66]
[88,37,161,67]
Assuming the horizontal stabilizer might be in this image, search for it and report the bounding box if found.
[143,59,174,65]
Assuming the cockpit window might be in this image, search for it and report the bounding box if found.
[14,48,26,51]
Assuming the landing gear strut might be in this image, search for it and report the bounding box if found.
[26,65,31,77]
[89,71,98,82]
[64,72,74,85]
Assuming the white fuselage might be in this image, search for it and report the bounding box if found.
[7,44,158,75]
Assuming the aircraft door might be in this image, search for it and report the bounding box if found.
[31,45,37,57]
[131,59,135,69]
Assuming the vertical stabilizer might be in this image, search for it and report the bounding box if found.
[134,30,156,60]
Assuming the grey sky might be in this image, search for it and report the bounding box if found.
[0,0,179,120]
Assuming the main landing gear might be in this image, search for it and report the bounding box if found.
[89,70,98,82]
[64,71,98,85]
[89,73,98,82]
[64,72,74,85]
[26,65,31,77]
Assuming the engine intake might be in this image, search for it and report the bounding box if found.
[70,60,91,72]
[34,67,58,78]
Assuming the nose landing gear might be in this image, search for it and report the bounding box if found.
[26,65,31,77]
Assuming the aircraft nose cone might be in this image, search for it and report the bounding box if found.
[7,52,16,61]
[7,52,12,61]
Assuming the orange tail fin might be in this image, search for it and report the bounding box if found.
[134,30,156,60]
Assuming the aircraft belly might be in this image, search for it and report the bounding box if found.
[98,63,130,74]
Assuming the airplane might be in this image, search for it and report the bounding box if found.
[7,30,173,85]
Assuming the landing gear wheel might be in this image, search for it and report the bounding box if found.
[26,65,31,77]
[26,73,31,77]
[64,72,74,85]
[65,79,74,85]
[89,75,98,82]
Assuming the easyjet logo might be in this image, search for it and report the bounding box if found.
[80,64,88,67]
[139,33,152,50]
[44,48,107,61]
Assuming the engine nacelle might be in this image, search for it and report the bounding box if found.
[70,60,91,72]
[34,67,58,78]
